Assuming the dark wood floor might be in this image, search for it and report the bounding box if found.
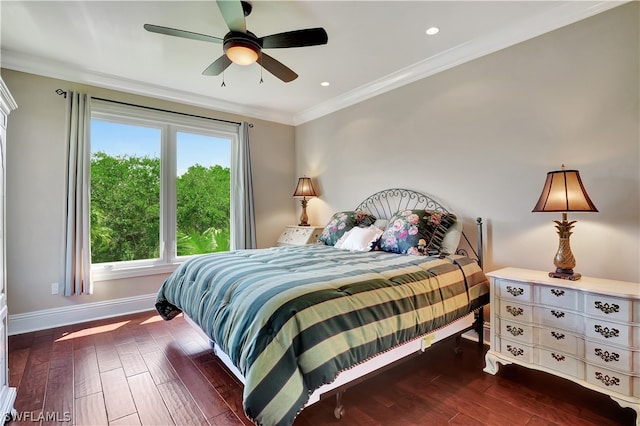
[7,310,636,426]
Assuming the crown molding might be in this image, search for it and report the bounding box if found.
[292,0,628,125]
[0,50,295,125]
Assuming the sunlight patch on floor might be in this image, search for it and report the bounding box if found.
[55,320,130,341]
[141,315,164,325]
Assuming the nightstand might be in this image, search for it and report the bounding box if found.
[483,267,639,425]
[276,225,324,247]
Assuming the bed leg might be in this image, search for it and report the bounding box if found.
[475,308,485,347]
[454,334,463,354]
[334,391,345,419]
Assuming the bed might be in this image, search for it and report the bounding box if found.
[156,188,490,426]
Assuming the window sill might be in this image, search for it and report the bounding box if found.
[91,262,181,282]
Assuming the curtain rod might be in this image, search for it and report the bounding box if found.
[55,89,252,128]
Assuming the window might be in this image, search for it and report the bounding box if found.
[90,100,236,280]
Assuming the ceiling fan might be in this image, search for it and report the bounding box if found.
[144,0,328,83]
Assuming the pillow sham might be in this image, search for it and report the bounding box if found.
[440,219,463,255]
[378,209,457,255]
[334,225,384,252]
[318,210,377,246]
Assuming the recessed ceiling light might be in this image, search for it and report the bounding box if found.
[426,27,440,36]
[321,81,330,87]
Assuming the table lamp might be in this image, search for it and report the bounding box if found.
[293,177,317,226]
[532,165,598,280]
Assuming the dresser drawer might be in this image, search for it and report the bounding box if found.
[536,285,578,310]
[585,340,636,372]
[500,338,533,363]
[499,319,534,344]
[537,327,583,356]
[585,317,633,347]
[586,293,633,322]
[537,348,584,378]
[534,307,582,333]
[498,300,533,322]
[497,280,533,302]
[277,226,323,246]
[586,363,634,397]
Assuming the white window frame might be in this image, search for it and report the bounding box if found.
[90,100,238,281]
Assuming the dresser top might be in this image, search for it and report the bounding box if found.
[487,267,640,300]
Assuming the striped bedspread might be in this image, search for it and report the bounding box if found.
[156,244,489,426]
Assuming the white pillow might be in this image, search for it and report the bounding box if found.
[334,226,384,252]
[373,219,388,230]
[440,219,463,255]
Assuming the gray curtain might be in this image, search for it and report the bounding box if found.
[230,122,256,249]
[62,92,92,295]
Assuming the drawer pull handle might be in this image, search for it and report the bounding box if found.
[594,372,620,387]
[506,325,524,337]
[550,310,565,318]
[551,331,565,340]
[551,353,565,362]
[506,286,524,297]
[594,325,620,339]
[506,345,524,357]
[594,348,620,363]
[594,301,620,315]
[550,289,565,297]
[505,306,524,317]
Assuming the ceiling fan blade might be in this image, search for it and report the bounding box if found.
[260,28,328,49]
[260,53,298,82]
[217,0,246,33]
[202,55,232,76]
[144,24,223,44]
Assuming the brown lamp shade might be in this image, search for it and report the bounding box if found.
[532,169,598,213]
[293,177,318,198]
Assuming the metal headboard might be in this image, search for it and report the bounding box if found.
[354,188,484,268]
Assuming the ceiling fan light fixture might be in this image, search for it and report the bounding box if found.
[226,43,259,65]
[146,1,328,82]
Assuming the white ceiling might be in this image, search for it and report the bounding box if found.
[0,1,625,125]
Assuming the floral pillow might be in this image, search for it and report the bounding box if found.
[318,211,377,246]
[378,209,457,255]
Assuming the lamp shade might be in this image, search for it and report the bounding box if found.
[532,168,598,213]
[223,35,261,66]
[226,44,259,65]
[293,177,317,198]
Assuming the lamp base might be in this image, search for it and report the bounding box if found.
[298,222,310,227]
[548,270,582,281]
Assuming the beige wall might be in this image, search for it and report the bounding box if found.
[295,3,639,283]
[1,69,296,315]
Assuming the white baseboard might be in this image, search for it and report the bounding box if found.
[8,293,157,336]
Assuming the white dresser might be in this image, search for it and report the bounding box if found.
[0,78,17,421]
[276,226,323,247]
[484,267,639,424]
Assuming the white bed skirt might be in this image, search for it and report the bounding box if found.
[184,311,476,407]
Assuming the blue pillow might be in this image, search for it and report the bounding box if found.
[378,210,457,255]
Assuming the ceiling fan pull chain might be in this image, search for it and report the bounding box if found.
[221,70,226,87]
